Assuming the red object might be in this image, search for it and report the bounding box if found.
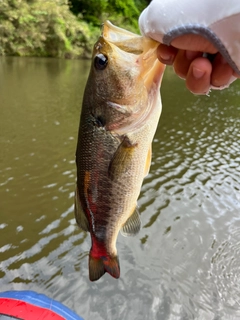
[0,298,65,320]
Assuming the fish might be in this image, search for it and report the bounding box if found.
[75,20,165,281]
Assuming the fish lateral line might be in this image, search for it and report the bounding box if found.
[83,171,97,232]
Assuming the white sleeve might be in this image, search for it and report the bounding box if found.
[139,0,240,76]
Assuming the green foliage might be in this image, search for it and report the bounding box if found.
[69,0,108,25]
[69,0,149,32]
[0,0,98,58]
[0,0,149,58]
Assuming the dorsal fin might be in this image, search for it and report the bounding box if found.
[121,206,141,237]
[74,186,89,232]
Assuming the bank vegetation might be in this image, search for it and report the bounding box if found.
[0,0,148,58]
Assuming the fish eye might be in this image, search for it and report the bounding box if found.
[94,53,108,70]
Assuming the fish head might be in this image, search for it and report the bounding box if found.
[85,21,165,133]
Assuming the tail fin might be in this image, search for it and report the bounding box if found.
[89,253,120,281]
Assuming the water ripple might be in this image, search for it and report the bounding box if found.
[1,59,240,319]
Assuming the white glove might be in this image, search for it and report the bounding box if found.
[139,0,240,89]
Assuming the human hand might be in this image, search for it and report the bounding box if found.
[157,35,239,95]
[139,0,240,95]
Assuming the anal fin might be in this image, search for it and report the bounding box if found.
[121,206,141,237]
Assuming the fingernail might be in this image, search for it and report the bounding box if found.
[158,52,174,64]
[159,52,171,60]
[193,67,205,79]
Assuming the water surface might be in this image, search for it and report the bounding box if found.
[0,57,240,320]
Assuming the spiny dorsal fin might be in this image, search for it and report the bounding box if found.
[121,206,141,237]
[74,186,89,232]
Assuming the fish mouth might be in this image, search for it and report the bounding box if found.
[102,20,165,93]
[102,20,144,54]
[101,21,165,133]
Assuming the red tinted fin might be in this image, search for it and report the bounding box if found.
[89,253,120,281]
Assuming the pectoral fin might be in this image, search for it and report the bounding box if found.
[144,145,152,177]
[108,136,137,181]
[74,186,89,232]
[121,206,141,237]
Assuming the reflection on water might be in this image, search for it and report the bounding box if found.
[0,57,240,320]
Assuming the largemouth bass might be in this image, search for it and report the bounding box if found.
[75,21,165,281]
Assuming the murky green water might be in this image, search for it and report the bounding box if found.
[0,57,240,320]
